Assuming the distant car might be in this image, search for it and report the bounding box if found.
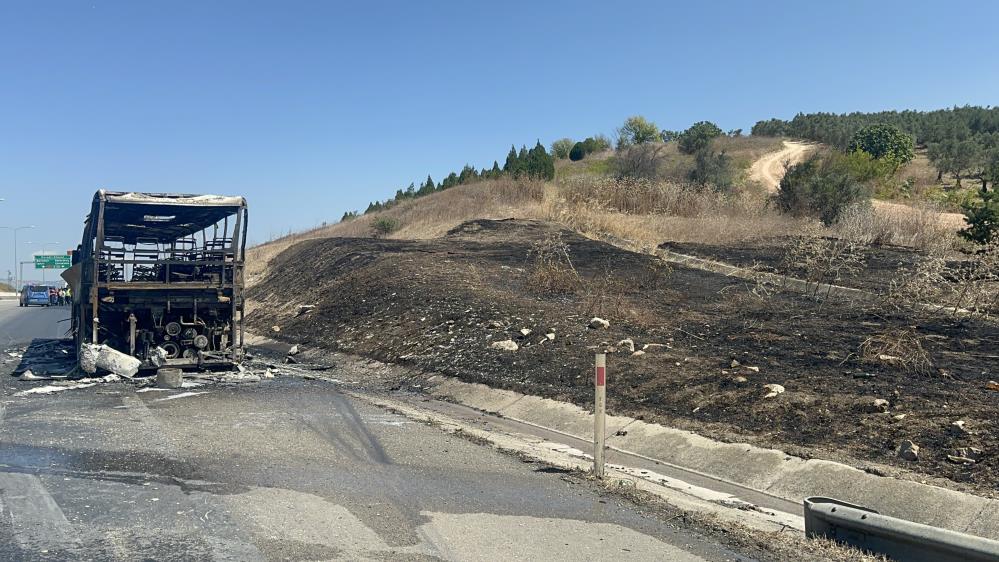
[20,285,51,307]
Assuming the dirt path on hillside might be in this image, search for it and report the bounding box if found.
[749,141,966,230]
[749,140,813,191]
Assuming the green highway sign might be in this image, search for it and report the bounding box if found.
[34,254,71,269]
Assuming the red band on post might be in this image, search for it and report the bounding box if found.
[595,366,606,386]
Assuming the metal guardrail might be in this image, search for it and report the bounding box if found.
[804,496,999,561]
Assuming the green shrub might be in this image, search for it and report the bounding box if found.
[678,121,723,154]
[848,124,914,171]
[960,188,999,244]
[616,116,660,148]
[689,149,735,190]
[551,138,574,159]
[776,155,870,225]
[569,142,586,161]
[371,217,400,237]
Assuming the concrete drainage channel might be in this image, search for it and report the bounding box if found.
[389,391,803,521]
[364,380,999,560]
[388,377,999,538]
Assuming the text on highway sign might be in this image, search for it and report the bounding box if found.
[34,255,71,269]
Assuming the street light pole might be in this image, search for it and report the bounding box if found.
[0,225,38,290]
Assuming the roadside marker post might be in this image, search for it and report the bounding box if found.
[594,353,606,479]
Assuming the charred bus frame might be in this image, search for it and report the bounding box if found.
[65,190,248,370]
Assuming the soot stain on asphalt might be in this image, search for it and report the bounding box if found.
[0,443,249,495]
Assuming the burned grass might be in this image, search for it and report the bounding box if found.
[246,219,999,495]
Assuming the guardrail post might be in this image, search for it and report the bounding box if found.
[594,353,606,479]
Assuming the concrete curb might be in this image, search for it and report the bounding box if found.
[424,376,999,541]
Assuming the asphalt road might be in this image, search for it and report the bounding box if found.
[0,299,70,347]
[0,300,751,561]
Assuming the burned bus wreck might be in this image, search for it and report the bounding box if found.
[64,190,248,371]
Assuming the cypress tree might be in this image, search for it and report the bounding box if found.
[503,145,518,172]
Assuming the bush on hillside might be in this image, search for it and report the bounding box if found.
[551,138,575,159]
[678,121,724,154]
[371,217,400,237]
[689,149,735,190]
[616,116,660,148]
[848,124,914,171]
[960,188,999,244]
[614,144,666,179]
[568,136,612,162]
[776,154,870,225]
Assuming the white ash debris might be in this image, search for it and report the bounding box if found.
[589,317,610,329]
[80,344,141,378]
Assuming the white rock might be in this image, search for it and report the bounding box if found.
[272,325,281,333]
[745,366,760,373]
[520,328,532,337]
[545,333,556,341]
[950,420,971,435]
[631,350,645,357]
[18,370,41,381]
[288,344,300,356]
[870,398,890,413]
[617,339,635,352]
[642,343,669,351]
[589,317,610,329]
[898,440,919,461]
[731,359,741,368]
[762,384,785,398]
[490,340,519,352]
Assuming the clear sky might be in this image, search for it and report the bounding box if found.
[1,0,998,283]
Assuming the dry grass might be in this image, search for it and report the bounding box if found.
[526,233,581,295]
[543,176,814,252]
[713,135,784,168]
[859,328,934,374]
[833,201,956,251]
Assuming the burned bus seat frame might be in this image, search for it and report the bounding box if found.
[66,190,248,370]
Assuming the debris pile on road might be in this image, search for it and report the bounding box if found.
[4,339,77,376]
[6,338,287,398]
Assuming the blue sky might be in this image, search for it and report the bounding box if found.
[1,0,998,282]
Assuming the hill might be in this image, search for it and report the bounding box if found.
[246,218,998,494]
[247,134,960,288]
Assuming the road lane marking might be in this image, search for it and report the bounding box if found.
[152,391,209,402]
[0,472,78,551]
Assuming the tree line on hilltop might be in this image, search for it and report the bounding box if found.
[752,106,999,191]
[343,106,997,244]
[341,141,556,222]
